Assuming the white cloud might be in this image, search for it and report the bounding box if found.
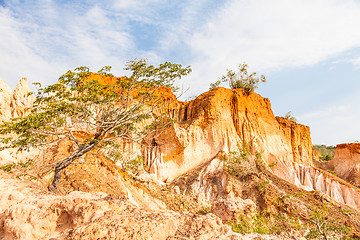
[112,0,160,11]
[344,56,360,69]
[0,7,62,89]
[183,0,360,96]
[299,92,360,145]
[0,2,140,88]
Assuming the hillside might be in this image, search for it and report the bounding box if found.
[1,78,360,239]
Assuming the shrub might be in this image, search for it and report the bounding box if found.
[220,63,266,94]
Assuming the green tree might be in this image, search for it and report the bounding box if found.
[284,111,298,122]
[0,59,191,192]
[217,63,266,94]
[294,204,351,239]
[313,145,335,161]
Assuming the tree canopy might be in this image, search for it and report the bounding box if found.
[0,59,191,191]
[210,63,266,94]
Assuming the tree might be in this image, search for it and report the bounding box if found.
[217,63,266,94]
[0,59,191,192]
[293,204,351,240]
[284,111,298,122]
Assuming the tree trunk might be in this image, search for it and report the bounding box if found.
[47,141,98,193]
[48,164,63,192]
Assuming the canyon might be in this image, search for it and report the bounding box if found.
[1,77,360,239]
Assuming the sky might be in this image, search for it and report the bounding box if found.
[0,0,359,145]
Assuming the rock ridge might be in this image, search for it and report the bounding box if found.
[0,77,33,123]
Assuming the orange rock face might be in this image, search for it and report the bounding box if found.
[142,88,360,208]
[276,117,313,165]
[328,143,360,186]
[143,87,314,182]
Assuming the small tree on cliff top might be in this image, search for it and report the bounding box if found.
[0,59,191,192]
[210,63,266,94]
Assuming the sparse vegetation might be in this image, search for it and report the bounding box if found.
[0,163,15,172]
[0,159,33,173]
[221,142,253,175]
[229,211,303,235]
[313,145,335,161]
[284,111,298,122]
[268,161,278,168]
[296,204,352,239]
[210,63,266,94]
[151,187,207,214]
[327,170,337,176]
[258,180,270,192]
[108,146,145,173]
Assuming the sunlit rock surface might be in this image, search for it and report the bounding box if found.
[0,77,33,123]
[0,78,37,166]
[1,78,360,211]
[143,87,313,182]
[0,170,244,240]
[328,143,360,187]
[143,87,360,208]
[278,161,360,208]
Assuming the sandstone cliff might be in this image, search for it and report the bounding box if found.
[143,87,360,208]
[0,77,33,123]
[2,77,360,238]
[143,87,314,182]
[0,78,37,166]
[328,143,360,187]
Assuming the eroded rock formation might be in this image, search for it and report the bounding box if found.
[0,77,33,123]
[143,87,360,209]
[0,78,37,166]
[328,143,360,187]
[2,77,360,238]
[284,162,360,207]
[143,87,314,182]
[0,171,242,240]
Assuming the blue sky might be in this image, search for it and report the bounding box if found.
[0,0,359,145]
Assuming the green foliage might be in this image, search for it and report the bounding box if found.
[0,163,15,172]
[327,170,337,176]
[304,205,352,239]
[268,161,278,168]
[258,180,270,192]
[197,206,211,215]
[219,63,266,94]
[229,211,302,235]
[222,142,252,175]
[275,194,354,239]
[0,60,191,151]
[0,159,33,173]
[291,203,352,240]
[231,142,251,161]
[18,159,33,168]
[313,145,335,161]
[254,150,265,166]
[284,111,298,122]
[230,213,272,234]
[0,59,191,191]
[209,80,222,90]
[123,155,144,173]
